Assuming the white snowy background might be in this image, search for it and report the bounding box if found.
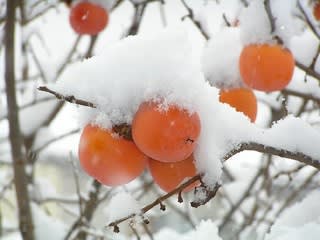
[1,0,320,239]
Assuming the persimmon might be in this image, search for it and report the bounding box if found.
[314,2,320,20]
[239,44,295,92]
[132,101,201,163]
[69,1,109,35]
[78,124,147,186]
[219,88,257,122]
[148,155,199,193]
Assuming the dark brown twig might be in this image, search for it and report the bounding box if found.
[180,0,209,40]
[38,86,97,108]
[108,174,201,230]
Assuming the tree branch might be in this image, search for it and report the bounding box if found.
[180,0,209,40]
[108,174,201,231]
[4,0,34,238]
[107,140,320,230]
[37,86,96,108]
[225,142,320,171]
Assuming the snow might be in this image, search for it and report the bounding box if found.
[32,204,68,240]
[52,26,204,128]
[271,0,304,45]
[289,30,319,66]
[2,1,320,239]
[239,0,302,46]
[287,68,320,100]
[2,204,69,240]
[105,192,142,223]
[266,190,320,240]
[202,27,244,89]
[147,220,222,240]
[239,0,273,45]
[72,0,113,10]
[257,116,320,160]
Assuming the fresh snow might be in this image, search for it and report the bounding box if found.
[202,27,244,89]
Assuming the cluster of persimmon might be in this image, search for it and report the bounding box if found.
[68,0,109,35]
[78,101,201,192]
[219,41,295,122]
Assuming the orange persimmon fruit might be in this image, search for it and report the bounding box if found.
[132,101,201,163]
[239,43,295,92]
[148,155,199,193]
[219,88,257,122]
[69,1,109,35]
[314,2,320,20]
[78,124,147,186]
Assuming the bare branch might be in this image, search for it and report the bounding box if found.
[296,60,320,83]
[180,0,209,40]
[37,86,97,108]
[225,142,320,171]
[127,1,147,36]
[107,174,201,230]
[4,0,34,238]
[107,139,320,230]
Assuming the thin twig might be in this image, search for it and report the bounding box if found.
[38,86,96,108]
[107,175,201,230]
[180,0,209,40]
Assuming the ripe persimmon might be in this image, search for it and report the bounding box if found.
[78,124,147,186]
[148,155,199,193]
[239,44,294,92]
[314,2,320,20]
[69,1,109,35]
[219,88,257,122]
[132,101,201,163]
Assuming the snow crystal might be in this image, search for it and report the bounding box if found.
[202,27,244,89]
[105,192,141,223]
